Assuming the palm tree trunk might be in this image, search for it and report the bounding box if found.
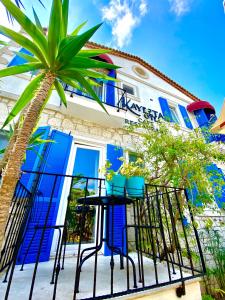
[0,71,56,248]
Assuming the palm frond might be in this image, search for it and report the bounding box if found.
[0,25,48,65]
[2,73,44,128]
[0,63,43,79]
[48,0,62,66]
[54,79,67,107]
[1,0,48,57]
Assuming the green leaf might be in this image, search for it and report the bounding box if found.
[0,63,43,78]
[54,79,67,107]
[2,73,44,128]
[57,23,102,66]
[60,56,120,70]
[58,68,119,82]
[86,78,101,87]
[0,25,48,65]
[72,71,108,114]
[58,75,86,92]
[1,0,48,57]
[77,49,110,57]
[48,0,62,66]
[0,148,5,155]
[71,21,87,36]
[13,51,38,63]
[32,7,43,32]
[62,0,69,38]
[0,40,8,46]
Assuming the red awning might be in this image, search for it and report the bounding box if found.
[187,101,215,113]
[98,54,114,65]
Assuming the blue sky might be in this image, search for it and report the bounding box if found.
[1,0,225,114]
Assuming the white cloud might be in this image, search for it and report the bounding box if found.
[169,0,193,17]
[101,0,148,48]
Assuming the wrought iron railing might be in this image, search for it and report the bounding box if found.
[0,180,32,274]
[62,82,128,112]
[0,171,205,300]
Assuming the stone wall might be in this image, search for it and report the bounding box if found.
[0,95,137,149]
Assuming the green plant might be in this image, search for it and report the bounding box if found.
[202,295,215,300]
[127,120,225,211]
[205,230,225,297]
[0,0,119,247]
[0,126,53,155]
[118,157,147,178]
[99,160,117,181]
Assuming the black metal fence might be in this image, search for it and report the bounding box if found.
[0,171,205,300]
[63,82,128,112]
[0,180,32,274]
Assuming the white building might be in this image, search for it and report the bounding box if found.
[0,40,224,300]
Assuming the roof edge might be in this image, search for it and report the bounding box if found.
[87,41,201,103]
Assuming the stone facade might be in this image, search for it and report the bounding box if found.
[0,96,133,149]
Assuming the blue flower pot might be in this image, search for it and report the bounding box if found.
[126,176,145,198]
[105,174,126,196]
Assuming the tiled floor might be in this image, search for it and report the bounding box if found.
[0,253,191,300]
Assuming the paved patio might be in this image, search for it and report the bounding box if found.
[0,253,191,300]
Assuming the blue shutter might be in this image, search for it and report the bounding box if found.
[178,105,193,129]
[186,183,202,207]
[194,109,209,128]
[18,130,73,264]
[106,70,116,106]
[8,48,32,67]
[158,97,173,122]
[104,144,126,256]
[20,126,50,191]
[194,109,215,143]
[206,164,225,209]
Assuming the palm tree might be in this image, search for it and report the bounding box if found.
[0,0,119,247]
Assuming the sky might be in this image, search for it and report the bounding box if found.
[0,0,225,115]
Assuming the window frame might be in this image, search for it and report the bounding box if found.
[169,105,180,124]
[121,81,138,97]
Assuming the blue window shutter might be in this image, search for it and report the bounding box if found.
[158,97,173,122]
[178,105,193,129]
[106,70,116,106]
[8,48,32,67]
[194,109,209,128]
[186,183,202,207]
[20,126,50,191]
[104,144,126,256]
[206,164,225,209]
[194,109,215,143]
[18,130,73,264]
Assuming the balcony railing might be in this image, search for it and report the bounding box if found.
[0,180,32,274]
[0,171,205,300]
[62,82,128,112]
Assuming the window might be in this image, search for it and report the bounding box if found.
[122,83,135,96]
[92,79,103,101]
[169,106,180,124]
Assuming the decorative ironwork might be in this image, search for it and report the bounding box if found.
[63,82,128,112]
[0,180,32,273]
[0,171,205,300]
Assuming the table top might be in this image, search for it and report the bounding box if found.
[77,195,134,206]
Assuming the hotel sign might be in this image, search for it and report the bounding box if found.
[119,98,164,125]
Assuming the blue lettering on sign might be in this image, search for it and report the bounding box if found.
[120,98,164,123]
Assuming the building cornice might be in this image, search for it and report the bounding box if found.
[87,41,201,103]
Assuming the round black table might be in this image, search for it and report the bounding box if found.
[74,195,138,294]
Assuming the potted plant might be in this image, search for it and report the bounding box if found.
[100,161,126,196]
[119,157,146,198]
